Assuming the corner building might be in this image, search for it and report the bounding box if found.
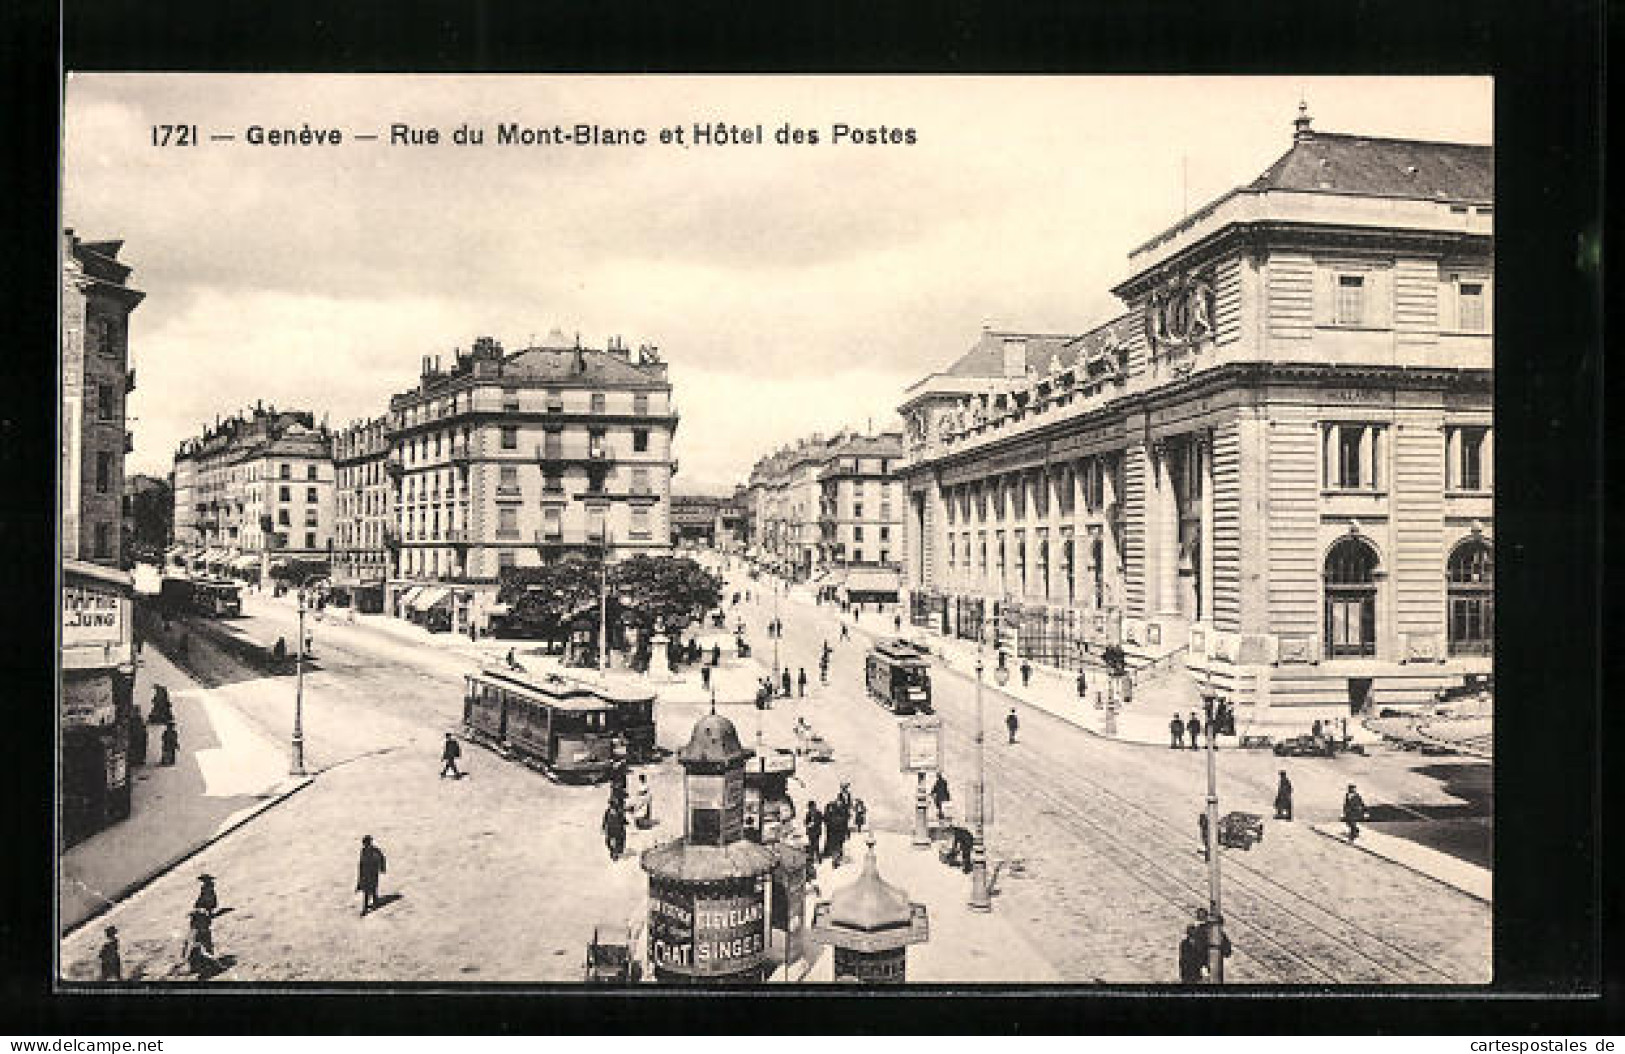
[386,333,677,632]
[331,415,393,612]
[898,113,1492,722]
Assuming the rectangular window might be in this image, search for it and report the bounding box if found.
[632,506,651,537]
[498,508,519,538]
[307,465,318,481]
[591,392,606,414]
[544,471,563,493]
[1448,426,1490,491]
[589,431,606,458]
[94,522,112,558]
[306,486,317,503]
[632,468,650,494]
[305,510,318,527]
[281,464,291,480]
[852,549,863,564]
[501,426,518,450]
[543,507,562,539]
[853,503,864,520]
[854,526,864,542]
[1458,282,1486,331]
[880,550,889,564]
[1335,274,1365,325]
[95,451,112,494]
[633,393,649,415]
[96,384,115,421]
[498,550,516,569]
[1324,423,1385,491]
[500,465,519,488]
[280,485,291,502]
[502,387,521,412]
[278,509,290,526]
[305,531,317,549]
[880,525,890,542]
[633,429,649,453]
[588,506,607,540]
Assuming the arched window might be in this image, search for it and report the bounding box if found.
[1447,539,1494,655]
[1325,538,1378,658]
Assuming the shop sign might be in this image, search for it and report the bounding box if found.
[898,716,944,773]
[62,583,127,647]
[835,946,907,984]
[721,767,745,843]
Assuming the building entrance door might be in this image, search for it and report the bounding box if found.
[1347,677,1373,715]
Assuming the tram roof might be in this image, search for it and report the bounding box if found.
[870,639,931,663]
[472,666,655,708]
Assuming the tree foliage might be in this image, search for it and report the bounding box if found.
[496,555,721,640]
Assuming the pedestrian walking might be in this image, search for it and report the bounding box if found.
[1005,707,1019,744]
[160,722,179,766]
[840,623,850,641]
[894,614,902,633]
[1186,713,1202,750]
[797,668,807,696]
[781,669,792,698]
[182,908,223,976]
[602,801,628,860]
[1198,812,1210,858]
[852,798,867,833]
[836,780,854,814]
[931,772,951,821]
[98,925,121,982]
[804,801,824,863]
[1178,924,1203,984]
[1020,660,1033,688]
[824,796,849,867]
[1192,908,1233,977]
[1076,669,1088,704]
[149,684,173,725]
[1273,771,1294,821]
[630,774,652,829]
[701,665,711,691]
[194,874,219,916]
[1342,783,1366,841]
[944,824,975,872]
[819,657,829,685]
[356,835,387,916]
[711,643,722,666]
[1170,713,1185,749]
[440,732,463,778]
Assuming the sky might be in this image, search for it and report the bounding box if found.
[63,75,1492,493]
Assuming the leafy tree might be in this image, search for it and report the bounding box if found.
[496,555,720,643]
[609,555,721,635]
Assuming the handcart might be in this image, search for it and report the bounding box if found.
[1217,811,1265,850]
[584,921,643,984]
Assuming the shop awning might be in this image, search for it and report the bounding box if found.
[399,586,425,608]
[842,569,901,596]
[411,587,451,612]
[232,555,260,571]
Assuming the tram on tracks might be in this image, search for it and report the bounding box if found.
[864,638,934,715]
[462,667,657,781]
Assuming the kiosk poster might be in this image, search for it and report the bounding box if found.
[720,767,745,843]
[898,716,944,772]
[691,893,766,976]
[62,584,127,648]
[647,881,696,972]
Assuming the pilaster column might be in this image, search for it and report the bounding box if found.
[1154,439,1180,616]
[1198,431,1215,623]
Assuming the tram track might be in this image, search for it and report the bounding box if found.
[923,667,1465,983]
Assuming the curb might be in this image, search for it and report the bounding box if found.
[1308,822,1490,904]
[62,774,318,939]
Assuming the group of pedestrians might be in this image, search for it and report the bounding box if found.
[601,768,653,861]
[802,781,865,873]
[98,872,229,981]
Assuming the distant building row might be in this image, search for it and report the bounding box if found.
[170,330,681,634]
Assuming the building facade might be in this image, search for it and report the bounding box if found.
[60,231,143,845]
[62,232,143,568]
[171,406,336,578]
[385,332,678,632]
[332,415,393,611]
[898,111,1493,722]
[816,431,904,570]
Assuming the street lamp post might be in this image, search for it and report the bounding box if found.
[968,643,992,912]
[290,587,307,776]
[1203,694,1227,983]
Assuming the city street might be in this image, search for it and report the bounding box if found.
[61,561,1489,983]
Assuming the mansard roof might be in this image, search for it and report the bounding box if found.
[1248,131,1493,203]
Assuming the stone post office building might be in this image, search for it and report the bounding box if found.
[898,111,1492,721]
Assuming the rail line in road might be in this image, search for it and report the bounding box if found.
[918,656,1471,984]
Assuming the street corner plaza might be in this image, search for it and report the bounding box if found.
[58,74,1495,988]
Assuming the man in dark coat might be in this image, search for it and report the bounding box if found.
[356,835,386,916]
[931,773,951,821]
[1170,713,1185,749]
[1076,669,1088,704]
[1178,925,1204,984]
[1274,772,1294,821]
[797,668,808,696]
[824,797,849,866]
[1342,784,1366,841]
[944,825,975,872]
[1186,713,1203,750]
[98,925,121,981]
[781,669,792,698]
[1192,908,1232,978]
[1198,812,1211,859]
[602,801,627,860]
[160,722,179,766]
[440,733,463,778]
[1020,660,1033,688]
[803,801,824,863]
[1005,708,1019,744]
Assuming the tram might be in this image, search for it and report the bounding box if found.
[463,668,625,781]
[864,638,934,715]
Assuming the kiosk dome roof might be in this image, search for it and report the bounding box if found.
[678,713,750,766]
